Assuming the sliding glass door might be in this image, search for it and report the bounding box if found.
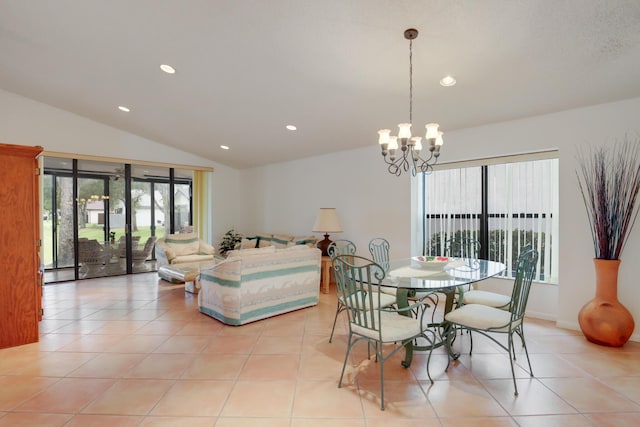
[43,158,193,283]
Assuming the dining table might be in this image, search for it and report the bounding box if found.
[381,257,507,367]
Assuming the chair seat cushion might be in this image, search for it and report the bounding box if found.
[339,291,396,311]
[445,304,520,332]
[352,311,424,342]
[462,290,511,308]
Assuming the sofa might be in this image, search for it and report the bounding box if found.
[155,232,216,268]
[237,232,317,250]
[198,245,321,325]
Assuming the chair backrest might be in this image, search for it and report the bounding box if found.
[117,235,141,257]
[327,239,357,260]
[509,248,539,321]
[368,237,390,272]
[143,236,157,253]
[333,254,386,335]
[78,239,105,263]
[445,237,480,259]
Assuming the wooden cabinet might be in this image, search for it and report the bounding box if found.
[0,143,43,349]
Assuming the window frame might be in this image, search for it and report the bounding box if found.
[416,152,559,284]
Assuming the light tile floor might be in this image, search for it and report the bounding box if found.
[1,273,639,426]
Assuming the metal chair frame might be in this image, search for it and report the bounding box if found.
[334,254,437,410]
[368,237,390,273]
[445,248,539,395]
[327,239,358,343]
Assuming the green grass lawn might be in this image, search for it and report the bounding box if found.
[42,220,164,267]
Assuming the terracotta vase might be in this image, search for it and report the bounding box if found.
[578,259,635,347]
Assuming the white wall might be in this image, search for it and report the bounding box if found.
[243,97,640,342]
[2,86,639,341]
[0,88,247,246]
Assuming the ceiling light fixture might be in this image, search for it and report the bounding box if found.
[118,106,130,112]
[220,145,229,150]
[377,28,443,177]
[160,64,176,74]
[440,75,456,87]
[286,125,297,130]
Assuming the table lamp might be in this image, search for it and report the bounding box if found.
[312,208,343,256]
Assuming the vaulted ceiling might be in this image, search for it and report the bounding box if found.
[1,1,639,168]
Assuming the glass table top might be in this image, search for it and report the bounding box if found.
[382,258,507,291]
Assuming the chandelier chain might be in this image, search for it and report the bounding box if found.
[409,38,413,125]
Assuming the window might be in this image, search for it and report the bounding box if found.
[419,156,559,283]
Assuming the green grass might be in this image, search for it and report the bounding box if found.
[42,220,165,267]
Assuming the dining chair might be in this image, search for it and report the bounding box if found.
[368,236,400,299]
[444,247,539,395]
[327,239,396,343]
[327,239,358,342]
[333,254,436,410]
[368,237,390,272]
[461,243,533,309]
[444,236,480,260]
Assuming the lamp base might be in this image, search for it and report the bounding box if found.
[316,233,333,257]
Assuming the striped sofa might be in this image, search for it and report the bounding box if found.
[198,245,321,325]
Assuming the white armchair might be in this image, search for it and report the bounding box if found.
[155,232,216,268]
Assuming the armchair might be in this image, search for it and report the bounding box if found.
[155,232,216,267]
[132,236,157,269]
[77,239,111,277]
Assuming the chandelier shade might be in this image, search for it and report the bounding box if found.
[377,28,444,177]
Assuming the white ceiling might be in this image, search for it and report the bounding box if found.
[1,1,639,169]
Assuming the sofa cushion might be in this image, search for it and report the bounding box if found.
[171,254,216,264]
[198,240,216,255]
[288,235,318,248]
[164,233,200,256]
[238,237,258,249]
[256,233,273,248]
[271,234,294,248]
[226,245,276,258]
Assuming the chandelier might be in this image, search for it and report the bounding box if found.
[377,28,443,177]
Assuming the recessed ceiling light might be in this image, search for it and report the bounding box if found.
[220,145,229,150]
[118,105,130,112]
[160,64,176,74]
[440,75,457,87]
[286,125,297,131]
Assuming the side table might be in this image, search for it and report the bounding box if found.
[320,256,334,294]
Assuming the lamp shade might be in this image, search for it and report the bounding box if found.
[312,208,343,233]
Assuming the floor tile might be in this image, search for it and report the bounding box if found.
[422,378,510,418]
[292,380,363,418]
[124,353,195,379]
[221,380,296,417]
[138,416,216,426]
[16,377,114,413]
[0,412,72,426]
[150,380,234,416]
[513,414,598,427]
[0,376,59,410]
[541,377,640,412]
[64,414,143,426]
[586,412,640,427]
[0,274,636,425]
[81,379,173,415]
[181,353,247,380]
